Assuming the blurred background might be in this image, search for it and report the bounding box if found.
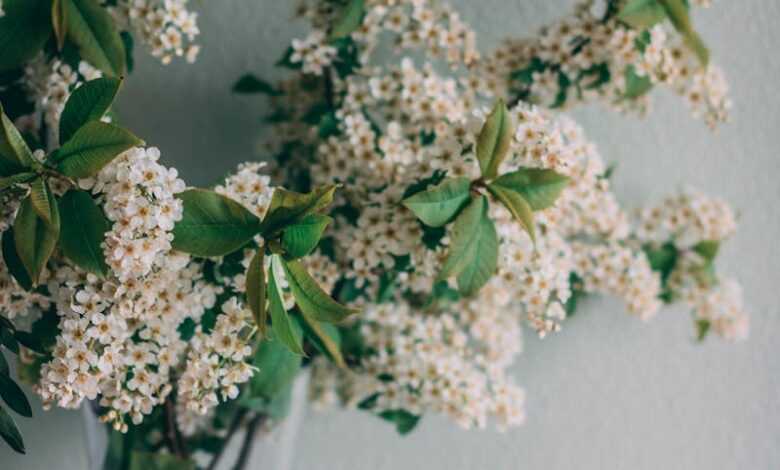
[3,1,779,468]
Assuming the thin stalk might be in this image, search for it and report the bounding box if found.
[232,413,266,470]
[205,407,248,470]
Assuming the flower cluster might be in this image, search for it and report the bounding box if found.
[177,297,256,416]
[110,0,202,64]
[470,0,731,127]
[23,57,102,143]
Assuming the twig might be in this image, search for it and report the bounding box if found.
[205,407,248,470]
[164,398,186,459]
[232,413,266,470]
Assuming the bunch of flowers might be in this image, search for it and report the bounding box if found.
[0,0,748,468]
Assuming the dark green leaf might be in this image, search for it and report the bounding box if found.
[0,103,36,175]
[491,168,569,211]
[246,249,267,335]
[617,0,667,29]
[1,229,32,291]
[14,193,60,285]
[171,189,261,257]
[487,182,536,242]
[232,74,281,95]
[120,31,135,73]
[268,256,305,355]
[29,178,55,225]
[693,240,719,263]
[0,0,52,72]
[438,196,499,295]
[0,374,32,417]
[281,258,358,323]
[129,451,195,470]
[329,0,365,41]
[378,409,421,435]
[0,172,35,191]
[0,405,24,453]
[64,0,127,76]
[54,121,142,178]
[58,189,111,277]
[297,312,346,368]
[59,77,122,143]
[476,100,514,179]
[281,214,332,259]
[260,185,338,236]
[402,177,471,227]
[0,353,6,376]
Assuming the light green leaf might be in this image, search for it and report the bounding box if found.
[59,77,122,144]
[487,182,536,242]
[0,172,36,191]
[52,0,68,50]
[54,121,143,178]
[0,104,36,175]
[438,195,499,295]
[693,240,719,263]
[329,0,365,41]
[617,0,667,29]
[0,374,32,418]
[260,185,338,236]
[14,193,60,285]
[246,323,302,402]
[281,214,332,259]
[0,405,24,454]
[58,189,111,277]
[64,0,127,76]
[268,256,305,355]
[281,258,358,323]
[232,74,282,95]
[171,189,261,257]
[402,177,471,227]
[297,312,346,369]
[245,249,267,335]
[624,65,653,99]
[659,0,709,66]
[29,178,55,225]
[476,100,514,179]
[491,168,569,211]
[129,451,195,470]
[0,0,52,72]
[1,229,32,291]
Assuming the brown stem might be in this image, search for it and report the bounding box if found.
[164,398,187,459]
[232,414,266,470]
[205,408,248,470]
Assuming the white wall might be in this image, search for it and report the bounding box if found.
[3,1,779,468]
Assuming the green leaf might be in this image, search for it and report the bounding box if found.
[245,249,267,336]
[0,374,32,418]
[624,65,653,99]
[281,214,332,259]
[59,77,122,144]
[63,0,127,76]
[1,229,32,291]
[487,182,536,242]
[171,189,261,257]
[659,0,709,65]
[297,312,346,369]
[246,323,302,402]
[378,409,421,435]
[693,240,719,263]
[268,256,305,355]
[281,258,358,323]
[329,0,365,41]
[0,405,24,454]
[695,318,711,341]
[129,451,195,470]
[54,121,142,178]
[120,31,135,73]
[0,353,6,376]
[232,74,281,95]
[402,177,471,227]
[14,193,60,285]
[438,196,499,295]
[0,0,53,72]
[58,189,111,277]
[476,100,514,179]
[52,0,68,50]
[29,178,55,225]
[0,103,36,175]
[260,185,338,236]
[491,168,568,211]
[617,0,667,29]
[0,172,35,191]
